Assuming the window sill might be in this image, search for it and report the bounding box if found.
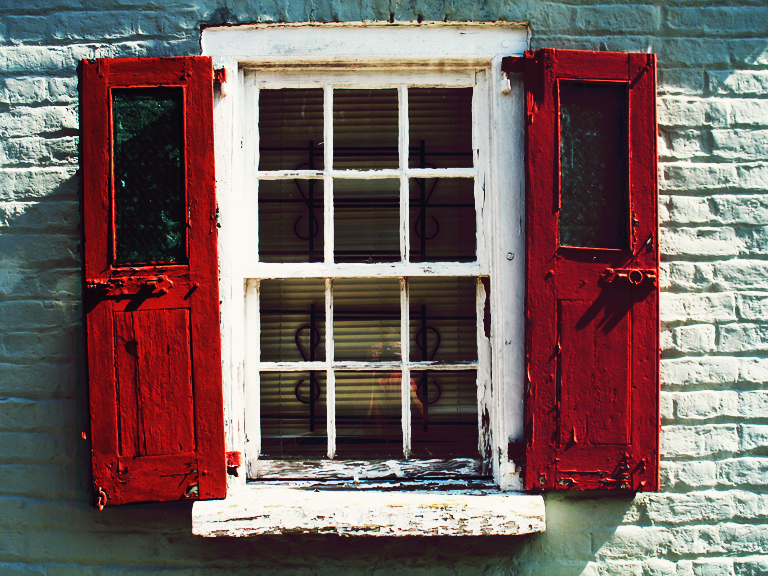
[192,483,546,537]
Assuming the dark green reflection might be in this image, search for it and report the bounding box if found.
[559,82,628,249]
[113,88,186,265]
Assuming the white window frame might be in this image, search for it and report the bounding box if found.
[195,22,545,537]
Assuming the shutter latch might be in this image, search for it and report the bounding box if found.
[601,268,656,286]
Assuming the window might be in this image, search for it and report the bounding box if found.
[80,24,659,531]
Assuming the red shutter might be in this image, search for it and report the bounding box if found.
[81,57,226,506]
[504,49,659,491]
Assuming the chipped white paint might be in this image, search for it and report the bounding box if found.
[192,486,545,537]
[251,458,482,480]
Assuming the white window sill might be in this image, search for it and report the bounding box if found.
[192,484,545,537]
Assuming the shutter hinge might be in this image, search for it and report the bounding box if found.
[214,68,227,84]
[226,451,242,477]
[96,486,108,511]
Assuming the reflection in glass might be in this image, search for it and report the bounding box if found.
[409,178,475,262]
[335,371,402,458]
[411,371,478,458]
[259,279,326,363]
[335,180,399,263]
[259,89,324,171]
[409,88,473,169]
[334,89,399,170]
[259,180,324,263]
[559,82,628,249]
[112,88,186,265]
[260,371,327,458]
[334,278,400,362]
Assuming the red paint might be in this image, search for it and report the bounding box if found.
[505,49,659,491]
[226,451,242,467]
[81,57,226,506]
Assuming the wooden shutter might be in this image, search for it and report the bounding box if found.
[81,57,226,506]
[504,49,659,491]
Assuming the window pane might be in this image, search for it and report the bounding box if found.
[260,279,325,363]
[409,178,475,262]
[334,89,398,170]
[409,88,473,169]
[259,179,324,263]
[409,277,477,363]
[335,179,399,263]
[112,88,186,265]
[559,82,628,249]
[411,371,478,458]
[259,88,324,171]
[334,278,400,362]
[335,371,402,458]
[260,371,327,458]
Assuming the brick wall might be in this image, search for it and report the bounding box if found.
[1,1,766,574]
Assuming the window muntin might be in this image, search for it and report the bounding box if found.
[248,72,489,474]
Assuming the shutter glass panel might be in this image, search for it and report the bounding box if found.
[408,88,473,169]
[112,88,187,265]
[259,179,324,263]
[559,82,629,249]
[259,88,324,171]
[333,89,399,169]
[409,178,475,262]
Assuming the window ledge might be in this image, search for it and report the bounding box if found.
[192,484,545,537]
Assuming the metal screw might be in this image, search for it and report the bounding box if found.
[506,252,514,261]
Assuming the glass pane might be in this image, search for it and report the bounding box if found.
[409,277,477,363]
[559,82,628,249]
[260,371,327,458]
[260,279,325,362]
[411,371,478,458]
[259,89,324,171]
[335,371,402,458]
[409,88,473,169]
[334,278,400,362]
[334,89,398,170]
[409,178,475,262]
[335,179,399,263]
[112,88,186,265]
[259,180,324,263]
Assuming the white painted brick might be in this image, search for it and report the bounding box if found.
[712,129,768,161]
[719,523,768,554]
[734,556,768,576]
[660,129,710,160]
[0,201,77,229]
[662,163,768,192]
[660,392,675,421]
[0,362,75,399]
[740,227,768,255]
[715,260,768,291]
[0,106,78,138]
[718,458,768,487]
[661,293,736,324]
[692,558,734,576]
[731,492,768,521]
[659,262,716,292]
[602,560,644,576]
[737,293,768,320]
[668,525,724,555]
[710,195,768,225]
[741,425,768,452]
[668,324,716,353]
[660,227,742,257]
[730,100,768,127]
[593,526,669,559]
[659,196,714,225]
[645,491,733,524]
[0,167,77,201]
[674,391,739,420]
[643,558,678,576]
[709,71,768,96]
[658,97,728,129]
[661,425,739,458]
[739,358,768,383]
[0,433,72,465]
[661,357,738,386]
[719,324,768,353]
[660,461,718,490]
[0,136,78,166]
[738,391,768,419]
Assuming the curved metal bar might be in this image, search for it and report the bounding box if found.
[415,326,441,361]
[294,375,322,404]
[295,324,321,361]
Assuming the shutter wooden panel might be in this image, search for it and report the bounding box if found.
[81,57,226,506]
[503,49,659,491]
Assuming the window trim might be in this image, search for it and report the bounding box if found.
[198,22,545,537]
